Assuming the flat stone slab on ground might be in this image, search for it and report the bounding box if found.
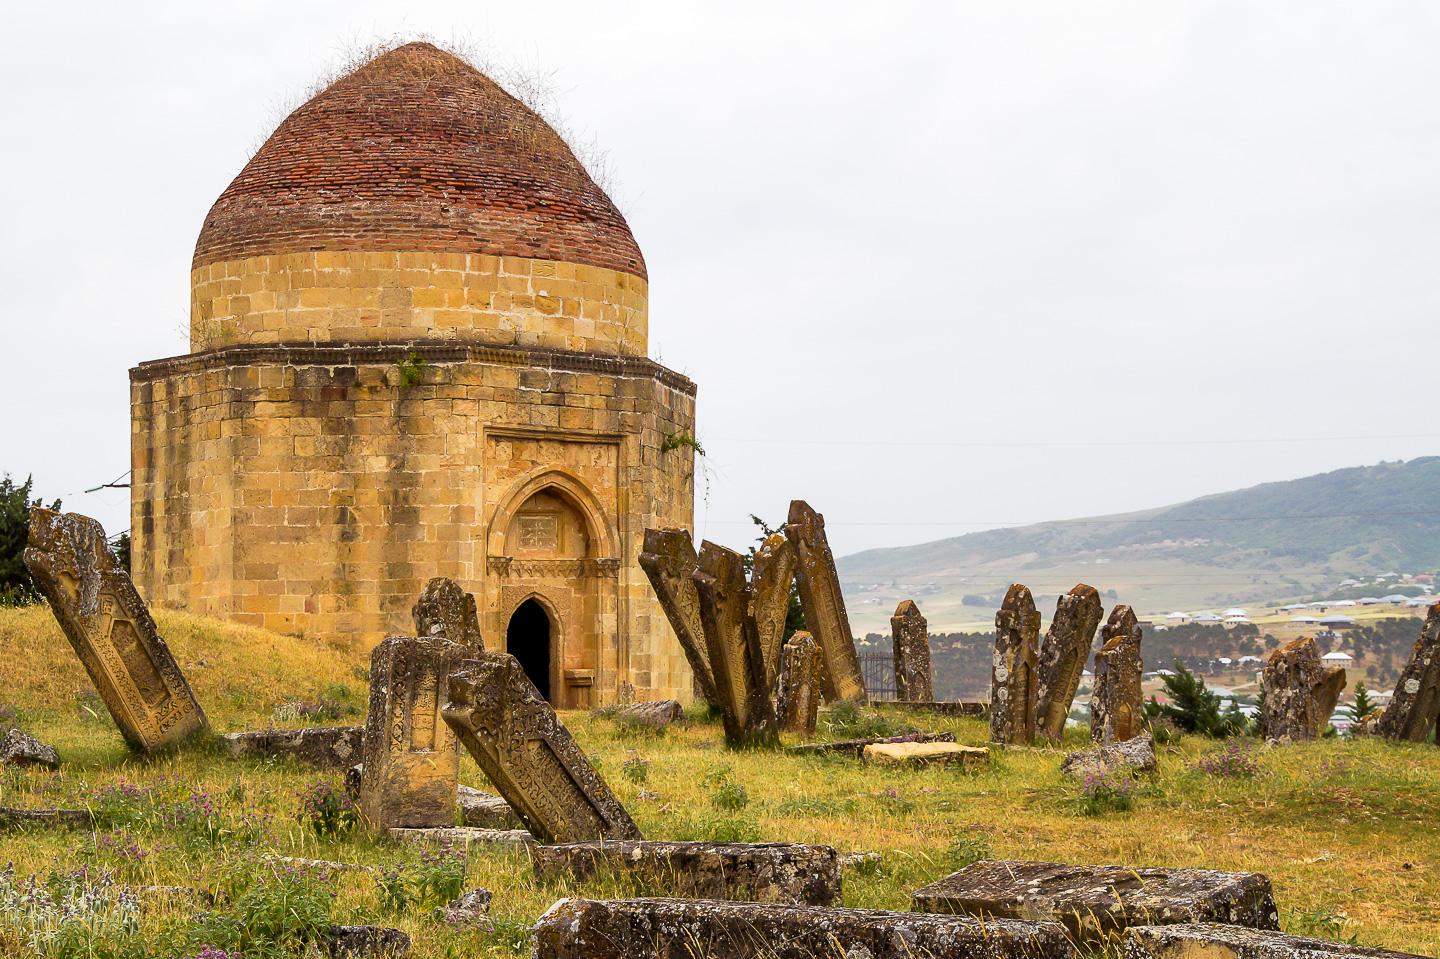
[1123,923,1426,959]
[913,860,1278,946]
[533,897,1075,959]
[863,741,989,768]
[603,699,686,727]
[388,826,534,851]
[457,784,524,830]
[323,924,411,957]
[786,731,956,758]
[531,840,840,906]
[217,726,364,768]
[0,728,59,770]
[0,807,92,829]
[875,700,987,717]
[1061,733,1157,781]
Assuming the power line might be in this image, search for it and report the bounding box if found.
[705,509,1440,528]
[704,432,1440,449]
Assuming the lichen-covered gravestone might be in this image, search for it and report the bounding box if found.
[890,599,934,703]
[442,652,642,844]
[1261,637,1346,742]
[638,527,719,710]
[1092,605,1144,744]
[1375,603,1440,742]
[991,584,1041,744]
[1123,923,1426,959]
[23,508,208,753]
[359,636,470,830]
[749,531,797,693]
[913,859,1278,948]
[1035,585,1104,741]
[785,500,866,703]
[694,541,778,748]
[777,631,822,736]
[411,577,484,650]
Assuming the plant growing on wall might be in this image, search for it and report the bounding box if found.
[395,351,427,388]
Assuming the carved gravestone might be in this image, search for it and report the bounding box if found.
[442,653,642,844]
[1124,923,1426,959]
[1035,585,1103,741]
[1092,605,1144,744]
[412,577,484,649]
[694,541,778,748]
[23,509,208,753]
[1376,604,1440,742]
[913,860,1278,948]
[991,584,1041,745]
[1261,637,1346,742]
[891,600,933,703]
[785,500,866,703]
[749,531,797,693]
[777,631,822,736]
[359,636,470,830]
[638,528,719,710]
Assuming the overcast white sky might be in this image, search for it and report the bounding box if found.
[2,2,1436,558]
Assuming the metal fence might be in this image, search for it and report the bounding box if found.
[858,650,898,701]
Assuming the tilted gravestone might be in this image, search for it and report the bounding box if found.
[991,584,1041,744]
[411,577,484,650]
[442,653,642,844]
[1092,605,1144,744]
[785,500,866,703]
[359,636,470,830]
[531,840,841,905]
[638,528,719,710]
[1261,637,1346,742]
[1035,584,1104,741]
[532,897,1075,959]
[749,531,797,693]
[1124,923,1426,959]
[777,631,822,736]
[694,541,778,748]
[23,508,208,753]
[1375,604,1440,742]
[913,859,1278,948]
[890,599,934,703]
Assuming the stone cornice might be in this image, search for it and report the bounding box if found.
[130,339,697,396]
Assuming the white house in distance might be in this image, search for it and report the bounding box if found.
[1322,650,1355,665]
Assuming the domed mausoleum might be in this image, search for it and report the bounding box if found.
[129,43,698,705]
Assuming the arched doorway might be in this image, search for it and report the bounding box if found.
[507,598,552,702]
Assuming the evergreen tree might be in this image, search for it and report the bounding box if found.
[0,474,60,606]
[1145,659,1249,737]
[1347,682,1379,724]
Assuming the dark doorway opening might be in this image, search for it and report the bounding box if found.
[506,599,552,702]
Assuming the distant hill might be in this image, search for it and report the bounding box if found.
[839,457,1440,631]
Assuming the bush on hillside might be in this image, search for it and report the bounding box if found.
[1145,660,1250,737]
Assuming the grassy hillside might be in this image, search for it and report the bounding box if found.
[2,609,1440,956]
[840,457,1440,631]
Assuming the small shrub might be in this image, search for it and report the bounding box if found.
[415,843,467,905]
[622,757,650,783]
[296,780,358,837]
[1194,739,1261,779]
[776,797,857,817]
[374,866,413,914]
[820,701,917,741]
[873,786,916,815]
[395,351,427,387]
[1077,769,1136,815]
[947,832,993,868]
[711,781,749,811]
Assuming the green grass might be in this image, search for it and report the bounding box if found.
[2,607,1439,956]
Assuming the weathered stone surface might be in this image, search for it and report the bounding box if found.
[389,825,534,850]
[785,500,866,703]
[0,807,92,829]
[786,731,956,758]
[606,700,685,728]
[1261,637,1346,742]
[639,528,719,710]
[323,924,411,958]
[359,636,469,830]
[750,532,798,691]
[839,851,882,871]
[891,599,934,703]
[694,541,778,748]
[442,653,643,843]
[23,508,209,753]
[458,784,524,829]
[436,888,493,926]
[991,584,1041,745]
[876,700,987,717]
[217,725,364,768]
[863,741,989,768]
[1036,585,1104,741]
[411,577,484,650]
[0,728,59,770]
[1123,923,1425,959]
[777,632,822,736]
[345,763,364,801]
[532,840,841,905]
[913,860,1278,947]
[1092,605,1144,744]
[1375,604,1440,742]
[263,855,367,874]
[532,897,1075,959]
[1061,732,1157,781]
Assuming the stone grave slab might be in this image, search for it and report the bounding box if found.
[457,784,523,830]
[1376,604,1440,742]
[639,527,719,710]
[1092,605,1144,744]
[786,500,866,703]
[217,726,363,768]
[411,577,484,649]
[992,584,1041,744]
[1123,923,1426,959]
[1262,637,1346,742]
[862,741,989,769]
[786,731,956,758]
[1061,733,1157,781]
[891,599,934,703]
[694,541,777,747]
[777,631,822,736]
[1036,585,1103,741]
[389,825,534,850]
[750,531,798,690]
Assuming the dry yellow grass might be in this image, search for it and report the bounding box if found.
[1,607,1438,957]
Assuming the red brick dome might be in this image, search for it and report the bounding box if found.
[194,42,645,279]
